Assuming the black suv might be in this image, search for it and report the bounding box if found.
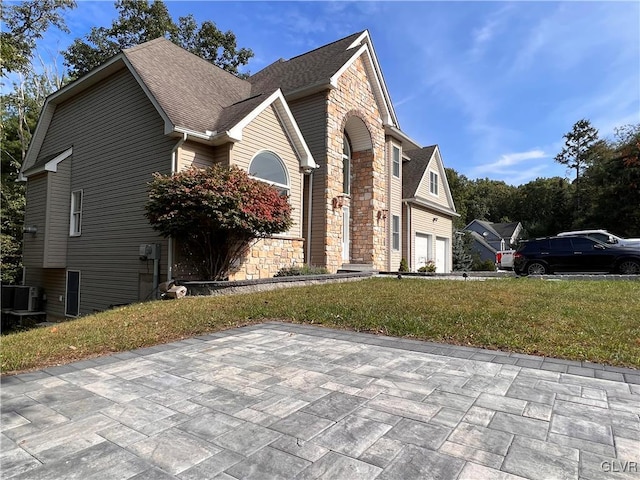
[513,236,640,275]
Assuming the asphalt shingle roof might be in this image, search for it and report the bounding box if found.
[248,31,365,96]
[402,145,437,198]
[123,38,251,134]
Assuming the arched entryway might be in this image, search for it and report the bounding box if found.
[342,115,374,264]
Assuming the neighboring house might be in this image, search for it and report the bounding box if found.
[464,220,523,262]
[20,30,458,318]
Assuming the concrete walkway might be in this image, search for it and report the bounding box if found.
[1,322,638,479]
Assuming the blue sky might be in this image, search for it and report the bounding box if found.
[21,1,640,185]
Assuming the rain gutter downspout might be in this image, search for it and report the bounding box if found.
[306,171,314,265]
[405,200,411,270]
[168,132,187,282]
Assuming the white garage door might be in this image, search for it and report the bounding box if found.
[414,233,431,271]
[435,237,447,273]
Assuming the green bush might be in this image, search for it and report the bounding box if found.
[274,265,329,277]
[473,259,496,272]
[417,261,436,273]
[399,258,409,272]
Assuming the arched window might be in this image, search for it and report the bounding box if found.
[249,151,289,195]
[342,133,352,195]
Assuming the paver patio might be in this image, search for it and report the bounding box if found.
[1,322,638,479]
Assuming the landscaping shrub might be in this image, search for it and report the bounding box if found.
[274,265,329,277]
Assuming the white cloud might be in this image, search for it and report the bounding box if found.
[471,149,548,176]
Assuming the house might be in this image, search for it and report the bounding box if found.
[464,220,523,263]
[20,30,458,318]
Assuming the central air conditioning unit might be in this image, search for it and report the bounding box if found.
[2,285,17,309]
[13,286,43,312]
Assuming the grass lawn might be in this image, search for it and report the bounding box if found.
[2,277,639,374]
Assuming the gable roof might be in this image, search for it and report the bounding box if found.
[123,38,251,135]
[22,38,318,175]
[492,222,521,240]
[249,30,398,128]
[402,145,436,199]
[249,32,362,97]
[465,220,521,241]
[402,145,458,217]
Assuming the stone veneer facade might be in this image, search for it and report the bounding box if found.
[324,55,388,272]
[230,237,305,281]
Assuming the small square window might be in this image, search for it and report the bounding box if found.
[70,190,83,236]
[392,146,400,178]
[392,215,400,251]
[429,171,439,196]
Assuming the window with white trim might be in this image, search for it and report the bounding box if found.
[249,151,289,196]
[70,190,83,236]
[392,145,400,178]
[392,215,400,251]
[429,171,439,196]
[342,133,351,195]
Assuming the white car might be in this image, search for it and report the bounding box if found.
[557,230,640,248]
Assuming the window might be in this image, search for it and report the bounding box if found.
[342,134,351,194]
[249,151,289,195]
[429,171,438,196]
[392,145,400,178]
[392,215,400,251]
[70,190,83,236]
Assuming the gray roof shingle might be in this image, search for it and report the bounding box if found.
[123,38,251,134]
[248,31,365,96]
[402,145,437,198]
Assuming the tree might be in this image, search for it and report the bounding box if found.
[63,0,253,78]
[452,231,473,272]
[554,119,598,215]
[579,124,640,237]
[1,62,66,284]
[511,177,574,238]
[145,165,292,280]
[1,0,76,76]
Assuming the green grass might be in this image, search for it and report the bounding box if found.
[2,278,639,374]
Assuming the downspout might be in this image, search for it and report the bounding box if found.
[167,133,187,282]
[405,201,411,271]
[306,171,314,266]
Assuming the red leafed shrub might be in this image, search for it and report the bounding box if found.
[146,164,292,280]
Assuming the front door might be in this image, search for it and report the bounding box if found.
[65,270,80,317]
[342,206,350,262]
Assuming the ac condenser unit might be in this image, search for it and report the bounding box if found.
[13,286,43,311]
[2,285,17,309]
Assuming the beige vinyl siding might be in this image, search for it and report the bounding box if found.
[408,205,453,272]
[212,144,231,166]
[36,68,174,315]
[178,141,216,171]
[289,93,328,265]
[415,161,450,210]
[43,158,71,267]
[387,139,403,270]
[23,173,48,270]
[231,105,303,238]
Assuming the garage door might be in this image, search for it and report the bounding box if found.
[435,237,447,273]
[415,233,431,271]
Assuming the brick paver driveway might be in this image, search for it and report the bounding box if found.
[1,322,639,479]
